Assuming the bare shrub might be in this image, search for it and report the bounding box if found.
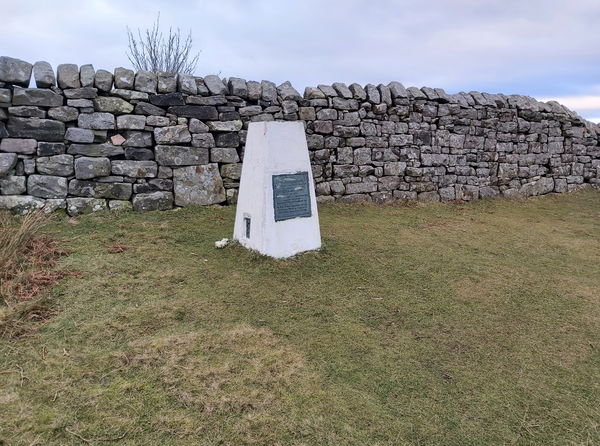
[127,12,200,74]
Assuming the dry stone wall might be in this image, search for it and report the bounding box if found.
[0,56,599,215]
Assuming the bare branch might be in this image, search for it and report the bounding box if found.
[126,12,200,74]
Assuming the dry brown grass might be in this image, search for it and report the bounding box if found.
[0,211,69,337]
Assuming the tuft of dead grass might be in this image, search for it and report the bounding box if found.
[0,211,70,337]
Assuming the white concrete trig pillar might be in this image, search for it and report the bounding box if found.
[233,121,321,258]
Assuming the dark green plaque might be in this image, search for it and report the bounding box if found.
[272,172,312,222]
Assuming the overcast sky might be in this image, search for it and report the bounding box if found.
[3,0,600,121]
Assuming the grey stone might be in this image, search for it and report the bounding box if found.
[27,174,67,198]
[207,120,242,132]
[33,61,55,88]
[66,197,107,215]
[8,106,45,118]
[195,78,209,96]
[220,163,242,180]
[167,105,217,120]
[57,64,81,89]
[349,83,367,101]
[0,176,26,195]
[12,88,63,107]
[388,81,408,99]
[110,89,148,101]
[7,116,66,142]
[203,75,227,95]
[75,156,111,179]
[239,105,263,117]
[48,106,78,122]
[261,80,277,102]
[186,95,227,106]
[247,80,261,101]
[0,122,6,138]
[117,114,146,130]
[228,77,248,98]
[37,142,65,156]
[173,164,225,206]
[68,143,124,157]
[149,92,185,107]
[125,148,154,160]
[80,64,95,87]
[278,81,302,100]
[63,87,98,99]
[0,195,45,215]
[108,200,132,211]
[93,97,133,114]
[155,145,209,166]
[304,87,326,100]
[0,57,32,87]
[146,115,170,127]
[520,177,554,196]
[215,132,239,147]
[123,131,153,147]
[78,113,115,130]
[135,101,166,116]
[177,74,197,94]
[132,191,173,211]
[69,179,131,200]
[65,127,94,143]
[158,72,177,93]
[332,82,352,98]
[36,154,74,176]
[0,138,37,155]
[111,160,157,178]
[191,133,215,148]
[0,88,11,103]
[67,99,93,108]
[211,147,239,163]
[317,84,337,97]
[114,67,135,89]
[42,198,66,213]
[94,69,114,92]
[154,125,191,144]
[0,153,18,175]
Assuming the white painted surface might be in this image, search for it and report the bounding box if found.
[233,121,321,258]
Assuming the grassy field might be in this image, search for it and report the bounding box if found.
[1,190,599,445]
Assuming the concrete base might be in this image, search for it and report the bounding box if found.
[233,121,321,258]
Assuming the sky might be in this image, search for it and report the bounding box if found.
[2,0,600,121]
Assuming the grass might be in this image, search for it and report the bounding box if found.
[1,190,599,445]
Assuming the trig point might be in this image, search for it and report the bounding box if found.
[233,121,321,258]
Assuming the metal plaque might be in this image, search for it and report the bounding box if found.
[272,172,312,222]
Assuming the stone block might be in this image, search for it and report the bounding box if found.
[12,88,63,107]
[37,154,74,176]
[155,145,209,166]
[132,191,173,211]
[211,147,239,163]
[69,179,132,200]
[117,114,146,130]
[0,176,26,195]
[68,143,124,157]
[93,97,133,114]
[0,56,32,87]
[48,106,78,122]
[57,64,81,89]
[134,70,157,93]
[173,164,225,206]
[66,197,107,215]
[154,125,191,144]
[0,138,37,154]
[33,61,55,88]
[111,160,157,178]
[27,174,67,198]
[65,127,94,143]
[114,67,135,89]
[0,195,45,215]
[0,153,18,175]
[78,112,115,130]
[75,156,111,179]
[94,69,113,92]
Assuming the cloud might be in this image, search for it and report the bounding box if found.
[2,0,600,119]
